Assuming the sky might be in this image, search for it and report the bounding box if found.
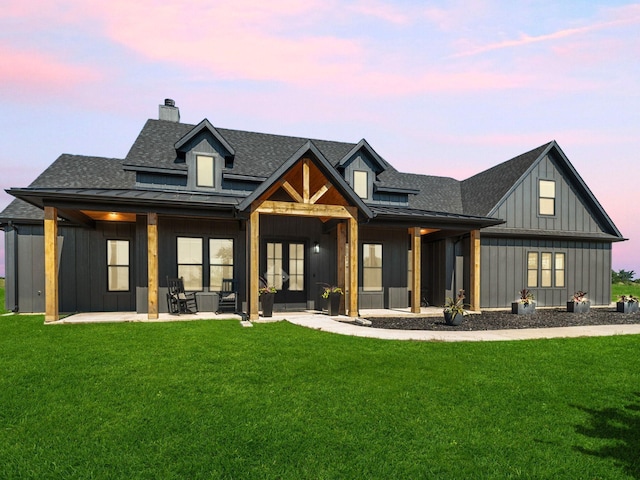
[0,0,639,278]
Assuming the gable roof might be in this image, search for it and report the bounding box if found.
[338,138,390,172]
[174,118,235,157]
[238,140,374,219]
[461,142,552,217]
[461,141,623,238]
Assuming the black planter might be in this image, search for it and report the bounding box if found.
[444,311,463,326]
[567,301,590,313]
[512,302,536,315]
[261,293,275,317]
[327,293,342,316]
[616,301,639,313]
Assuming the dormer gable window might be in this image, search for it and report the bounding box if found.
[353,170,369,198]
[196,155,215,188]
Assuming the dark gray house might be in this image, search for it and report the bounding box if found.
[0,100,624,321]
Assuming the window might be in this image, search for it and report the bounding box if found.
[363,243,382,291]
[539,180,556,216]
[555,253,565,288]
[209,239,234,291]
[107,240,129,291]
[407,248,413,293]
[541,252,552,287]
[527,252,538,288]
[289,243,304,291]
[177,237,203,290]
[196,155,214,188]
[353,170,368,198]
[527,251,566,288]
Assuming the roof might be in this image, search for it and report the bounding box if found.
[460,142,553,217]
[124,119,358,177]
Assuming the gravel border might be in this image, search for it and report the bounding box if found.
[367,307,640,331]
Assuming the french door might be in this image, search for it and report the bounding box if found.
[263,240,307,306]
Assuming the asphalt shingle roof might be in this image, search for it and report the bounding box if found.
[460,142,552,216]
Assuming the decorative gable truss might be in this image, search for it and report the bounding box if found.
[238,141,374,320]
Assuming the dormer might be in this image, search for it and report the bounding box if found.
[174,119,235,191]
[338,139,389,200]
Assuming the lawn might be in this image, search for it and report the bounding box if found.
[1,315,639,479]
[612,282,640,302]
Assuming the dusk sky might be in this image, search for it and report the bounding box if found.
[1,1,639,277]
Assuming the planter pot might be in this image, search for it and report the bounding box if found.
[616,301,639,314]
[260,293,275,317]
[567,301,590,313]
[444,311,463,326]
[327,293,342,316]
[512,302,536,315]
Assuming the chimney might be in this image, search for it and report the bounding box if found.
[159,98,180,122]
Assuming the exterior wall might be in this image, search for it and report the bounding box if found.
[136,215,244,314]
[481,237,612,308]
[4,227,17,312]
[359,226,409,309]
[423,236,466,308]
[493,154,606,234]
[7,224,46,313]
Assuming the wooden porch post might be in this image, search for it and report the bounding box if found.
[147,213,159,320]
[44,206,59,322]
[336,222,346,315]
[249,210,260,320]
[410,227,421,314]
[348,214,358,317]
[470,229,481,312]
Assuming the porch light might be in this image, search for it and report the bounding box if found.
[313,241,320,254]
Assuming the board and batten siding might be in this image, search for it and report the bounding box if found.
[493,154,606,234]
[481,152,613,308]
[481,237,611,308]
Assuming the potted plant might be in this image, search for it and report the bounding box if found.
[259,279,277,318]
[321,284,344,316]
[512,289,536,315]
[616,294,639,313]
[567,290,590,313]
[443,289,467,326]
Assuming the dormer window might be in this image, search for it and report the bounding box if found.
[196,155,215,188]
[354,170,368,199]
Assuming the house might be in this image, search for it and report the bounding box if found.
[0,100,624,321]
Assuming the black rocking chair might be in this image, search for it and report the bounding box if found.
[217,278,237,313]
[166,277,198,314]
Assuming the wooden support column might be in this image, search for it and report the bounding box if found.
[336,222,346,315]
[348,215,358,317]
[147,213,159,320]
[249,210,260,320]
[44,206,59,323]
[410,227,421,314]
[470,229,481,312]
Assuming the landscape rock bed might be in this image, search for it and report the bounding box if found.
[366,308,640,331]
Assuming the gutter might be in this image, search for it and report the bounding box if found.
[7,221,19,313]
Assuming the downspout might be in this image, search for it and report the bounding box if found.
[8,221,19,313]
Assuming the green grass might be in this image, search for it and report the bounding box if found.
[612,282,640,302]
[1,316,639,479]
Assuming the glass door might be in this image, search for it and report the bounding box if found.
[264,241,307,306]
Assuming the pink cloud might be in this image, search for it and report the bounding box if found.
[0,44,101,97]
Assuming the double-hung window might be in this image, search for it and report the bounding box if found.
[107,240,129,291]
[177,237,203,291]
[539,180,556,216]
[209,239,234,291]
[363,243,382,291]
